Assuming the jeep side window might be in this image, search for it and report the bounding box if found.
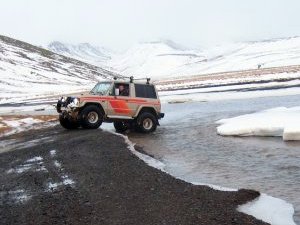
[90,82,111,95]
[135,84,157,99]
[115,83,129,96]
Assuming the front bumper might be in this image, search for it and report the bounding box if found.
[56,97,80,113]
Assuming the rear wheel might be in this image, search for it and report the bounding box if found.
[113,121,129,133]
[137,112,157,133]
[59,114,79,129]
[80,105,103,129]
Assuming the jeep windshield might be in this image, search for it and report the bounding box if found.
[90,82,112,95]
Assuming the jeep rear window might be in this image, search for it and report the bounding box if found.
[135,84,157,99]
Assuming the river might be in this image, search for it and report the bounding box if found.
[128,94,300,223]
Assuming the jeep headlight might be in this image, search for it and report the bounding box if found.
[68,97,80,108]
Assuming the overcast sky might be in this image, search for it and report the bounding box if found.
[1,0,300,50]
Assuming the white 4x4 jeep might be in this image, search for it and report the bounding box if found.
[56,78,164,133]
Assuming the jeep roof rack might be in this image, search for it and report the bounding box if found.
[113,76,151,84]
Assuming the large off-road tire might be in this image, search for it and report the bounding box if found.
[113,121,129,133]
[137,112,157,133]
[59,114,79,129]
[80,105,103,129]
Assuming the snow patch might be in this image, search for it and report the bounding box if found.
[7,156,47,174]
[62,178,75,186]
[50,150,57,157]
[0,189,32,204]
[47,182,60,190]
[26,156,43,163]
[238,193,296,225]
[7,164,33,174]
[217,106,300,141]
[0,117,56,137]
[8,190,31,204]
[53,160,62,169]
[36,166,48,172]
[3,118,43,128]
[46,161,75,191]
[47,176,75,191]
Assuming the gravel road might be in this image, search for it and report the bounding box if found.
[0,126,268,225]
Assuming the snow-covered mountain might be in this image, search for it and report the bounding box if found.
[48,41,112,65]
[107,40,206,79]
[108,37,300,80]
[183,37,300,76]
[0,35,121,104]
[47,37,300,81]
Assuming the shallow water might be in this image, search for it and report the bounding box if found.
[128,95,300,223]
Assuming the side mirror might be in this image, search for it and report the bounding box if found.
[115,88,120,96]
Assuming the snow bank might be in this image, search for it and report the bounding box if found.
[191,182,236,192]
[112,131,296,225]
[111,131,166,171]
[217,106,300,141]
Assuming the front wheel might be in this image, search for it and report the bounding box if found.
[80,105,103,129]
[59,114,79,129]
[113,121,129,133]
[137,112,157,133]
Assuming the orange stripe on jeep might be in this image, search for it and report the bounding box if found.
[80,97,160,107]
[81,96,149,103]
[109,100,131,114]
[80,96,160,108]
[80,97,114,101]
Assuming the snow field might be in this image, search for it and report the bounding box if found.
[159,87,300,104]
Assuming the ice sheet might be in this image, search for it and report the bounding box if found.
[217,106,300,141]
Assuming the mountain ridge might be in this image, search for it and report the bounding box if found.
[47,36,300,79]
[0,35,122,104]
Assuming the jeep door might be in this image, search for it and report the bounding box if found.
[106,83,135,117]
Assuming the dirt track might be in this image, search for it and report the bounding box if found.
[0,126,268,225]
[156,64,300,89]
